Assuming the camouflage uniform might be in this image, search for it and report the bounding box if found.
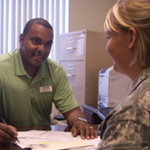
[97,67,150,150]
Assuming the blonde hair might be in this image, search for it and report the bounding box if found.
[104,0,150,69]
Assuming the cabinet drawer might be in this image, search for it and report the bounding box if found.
[60,33,85,61]
[60,61,85,88]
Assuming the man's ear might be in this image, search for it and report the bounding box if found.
[128,27,137,50]
[19,34,24,46]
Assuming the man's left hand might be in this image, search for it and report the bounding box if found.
[71,121,98,139]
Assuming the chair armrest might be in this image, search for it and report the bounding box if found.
[81,104,102,124]
[82,104,98,115]
[54,115,65,121]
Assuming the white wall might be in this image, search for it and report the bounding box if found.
[69,0,117,32]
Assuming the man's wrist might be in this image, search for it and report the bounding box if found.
[74,117,89,124]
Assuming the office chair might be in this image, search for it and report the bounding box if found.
[50,113,66,125]
[82,104,114,124]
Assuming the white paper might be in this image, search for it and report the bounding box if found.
[16,130,100,150]
[76,38,85,56]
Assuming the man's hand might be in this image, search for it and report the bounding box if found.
[63,107,98,139]
[0,123,18,145]
[71,120,98,139]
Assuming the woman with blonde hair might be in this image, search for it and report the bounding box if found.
[97,0,150,149]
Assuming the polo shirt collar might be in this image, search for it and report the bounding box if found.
[14,47,27,76]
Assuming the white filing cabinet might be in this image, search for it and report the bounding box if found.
[59,30,112,109]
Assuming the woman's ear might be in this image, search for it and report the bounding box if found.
[128,27,137,50]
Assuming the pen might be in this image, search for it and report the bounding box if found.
[0,116,20,143]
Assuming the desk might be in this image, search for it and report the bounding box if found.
[0,125,99,150]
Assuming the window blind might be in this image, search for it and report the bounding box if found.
[0,0,69,62]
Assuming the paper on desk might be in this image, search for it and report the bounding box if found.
[17,130,100,150]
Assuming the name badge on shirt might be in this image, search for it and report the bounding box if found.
[40,86,52,93]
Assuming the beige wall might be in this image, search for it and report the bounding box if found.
[69,0,117,32]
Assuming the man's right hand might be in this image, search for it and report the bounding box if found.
[0,123,18,145]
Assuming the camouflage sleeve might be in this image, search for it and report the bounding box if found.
[97,120,150,150]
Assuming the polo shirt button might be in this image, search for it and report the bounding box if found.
[31,99,35,104]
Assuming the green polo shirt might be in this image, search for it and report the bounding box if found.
[0,47,79,126]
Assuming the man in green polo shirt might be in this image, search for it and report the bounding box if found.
[0,18,98,145]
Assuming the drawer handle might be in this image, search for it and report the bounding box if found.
[67,74,76,77]
[66,47,76,51]
[68,64,75,70]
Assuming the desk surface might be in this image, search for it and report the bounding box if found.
[0,125,99,150]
